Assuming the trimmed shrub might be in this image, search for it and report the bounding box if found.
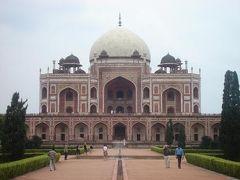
[25,147,85,155]
[0,153,60,180]
[25,135,43,149]
[151,146,223,155]
[185,153,240,179]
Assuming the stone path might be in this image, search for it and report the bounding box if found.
[14,148,235,180]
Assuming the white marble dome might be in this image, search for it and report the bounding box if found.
[89,27,151,61]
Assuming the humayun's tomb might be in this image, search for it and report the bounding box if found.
[25,19,220,145]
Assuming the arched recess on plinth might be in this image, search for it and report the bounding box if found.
[74,122,89,141]
[113,123,127,140]
[173,123,185,142]
[93,123,108,142]
[211,123,220,141]
[191,123,205,142]
[151,123,165,142]
[54,122,69,142]
[35,122,50,141]
[132,122,146,142]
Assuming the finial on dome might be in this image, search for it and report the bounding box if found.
[118,13,122,27]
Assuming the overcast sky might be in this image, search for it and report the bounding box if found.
[0,0,240,114]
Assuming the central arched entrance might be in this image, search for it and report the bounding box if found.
[113,123,126,140]
[104,76,136,114]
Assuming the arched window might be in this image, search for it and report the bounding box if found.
[143,87,150,99]
[167,107,174,114]
[143,105,150,113]
[91,87,97,99]
[116,90,124,98]
[90,105,97,113]
[66,91,73,101]
[194,105,199,113]
[167,91,174,101]
[41,105,47,113]
[42,87,47,99]
[193,87,199,99]
[66,106,73,113]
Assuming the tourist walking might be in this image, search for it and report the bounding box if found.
[103,144,108,160]
[76,144,80,159]
[48,147,57,171]
[175,144,184,169]
[163,145,170,168]
[84,142,88,155]
[64,144,68,160]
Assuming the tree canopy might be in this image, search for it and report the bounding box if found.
[165,119,174,145]
[219,70,240,161]
[1,92,28,159]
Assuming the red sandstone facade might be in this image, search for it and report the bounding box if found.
[25,25,220,145]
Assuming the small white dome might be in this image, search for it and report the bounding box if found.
[89,27,151,61]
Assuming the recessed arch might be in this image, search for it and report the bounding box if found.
[173,123,185,142]
[194,105,199,113]
[162,88,181,113]
[113,123,127,140]
[93,123,108,141]
[193,87,199,99]
[104,76,136,113]
[54,122,69,141]
[41,105,47,113]
[90,105,97,113]
[42,87,47,99]
[211,123,220,140]
[74,122,88,141]
[191,123,205,142]
[143,87,150,99]
[132,122,146,141]
[143,104,150,113]
[91,87,97,99]
[151,123,165,142]
[36,122,50,141]
[59,88,78,113]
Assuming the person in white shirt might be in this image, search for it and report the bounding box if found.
[103,144,108,160]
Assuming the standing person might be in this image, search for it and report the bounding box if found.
[103,144,108,160]
[76,144,80,159]
[163,145,170,168]
[48,147,57,171]
[64,144,68,160]
[175,144,184,169]
[84,142,88,155]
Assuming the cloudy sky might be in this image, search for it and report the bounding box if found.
[0,0,239,113]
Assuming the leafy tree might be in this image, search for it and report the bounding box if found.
[178,126,186,148]
[25,135,43,149]
[219,70,240,161]
[200,136,212,149]
[1,92,28,159]
[165,119,174,145]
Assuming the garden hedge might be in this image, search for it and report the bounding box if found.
[25,148,85,155]
[0,153,60,180]
[151,146,222,155]
[185,153,240,179]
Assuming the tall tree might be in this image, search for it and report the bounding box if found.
[1,92,28,159]
[0,114,4,146]
[178,126,186,148]
[219,70,240,160]
[165,119,174,145]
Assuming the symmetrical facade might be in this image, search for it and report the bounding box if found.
[26,25,220,145]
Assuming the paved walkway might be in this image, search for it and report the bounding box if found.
[15,148,234,180]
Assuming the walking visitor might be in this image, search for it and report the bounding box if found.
[103,144,108,160]
[64,144,68,160]
[163,144,170,168]
[48,147,57,171]
[175,144,184,169]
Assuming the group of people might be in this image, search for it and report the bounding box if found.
[163,144,185,169]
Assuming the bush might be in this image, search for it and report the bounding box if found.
[0,153,60,180]
[151,146,223,156]
[25,136,43,149]
[25,147,85,155]
[200,136,220,149]
[185,153,240,179]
